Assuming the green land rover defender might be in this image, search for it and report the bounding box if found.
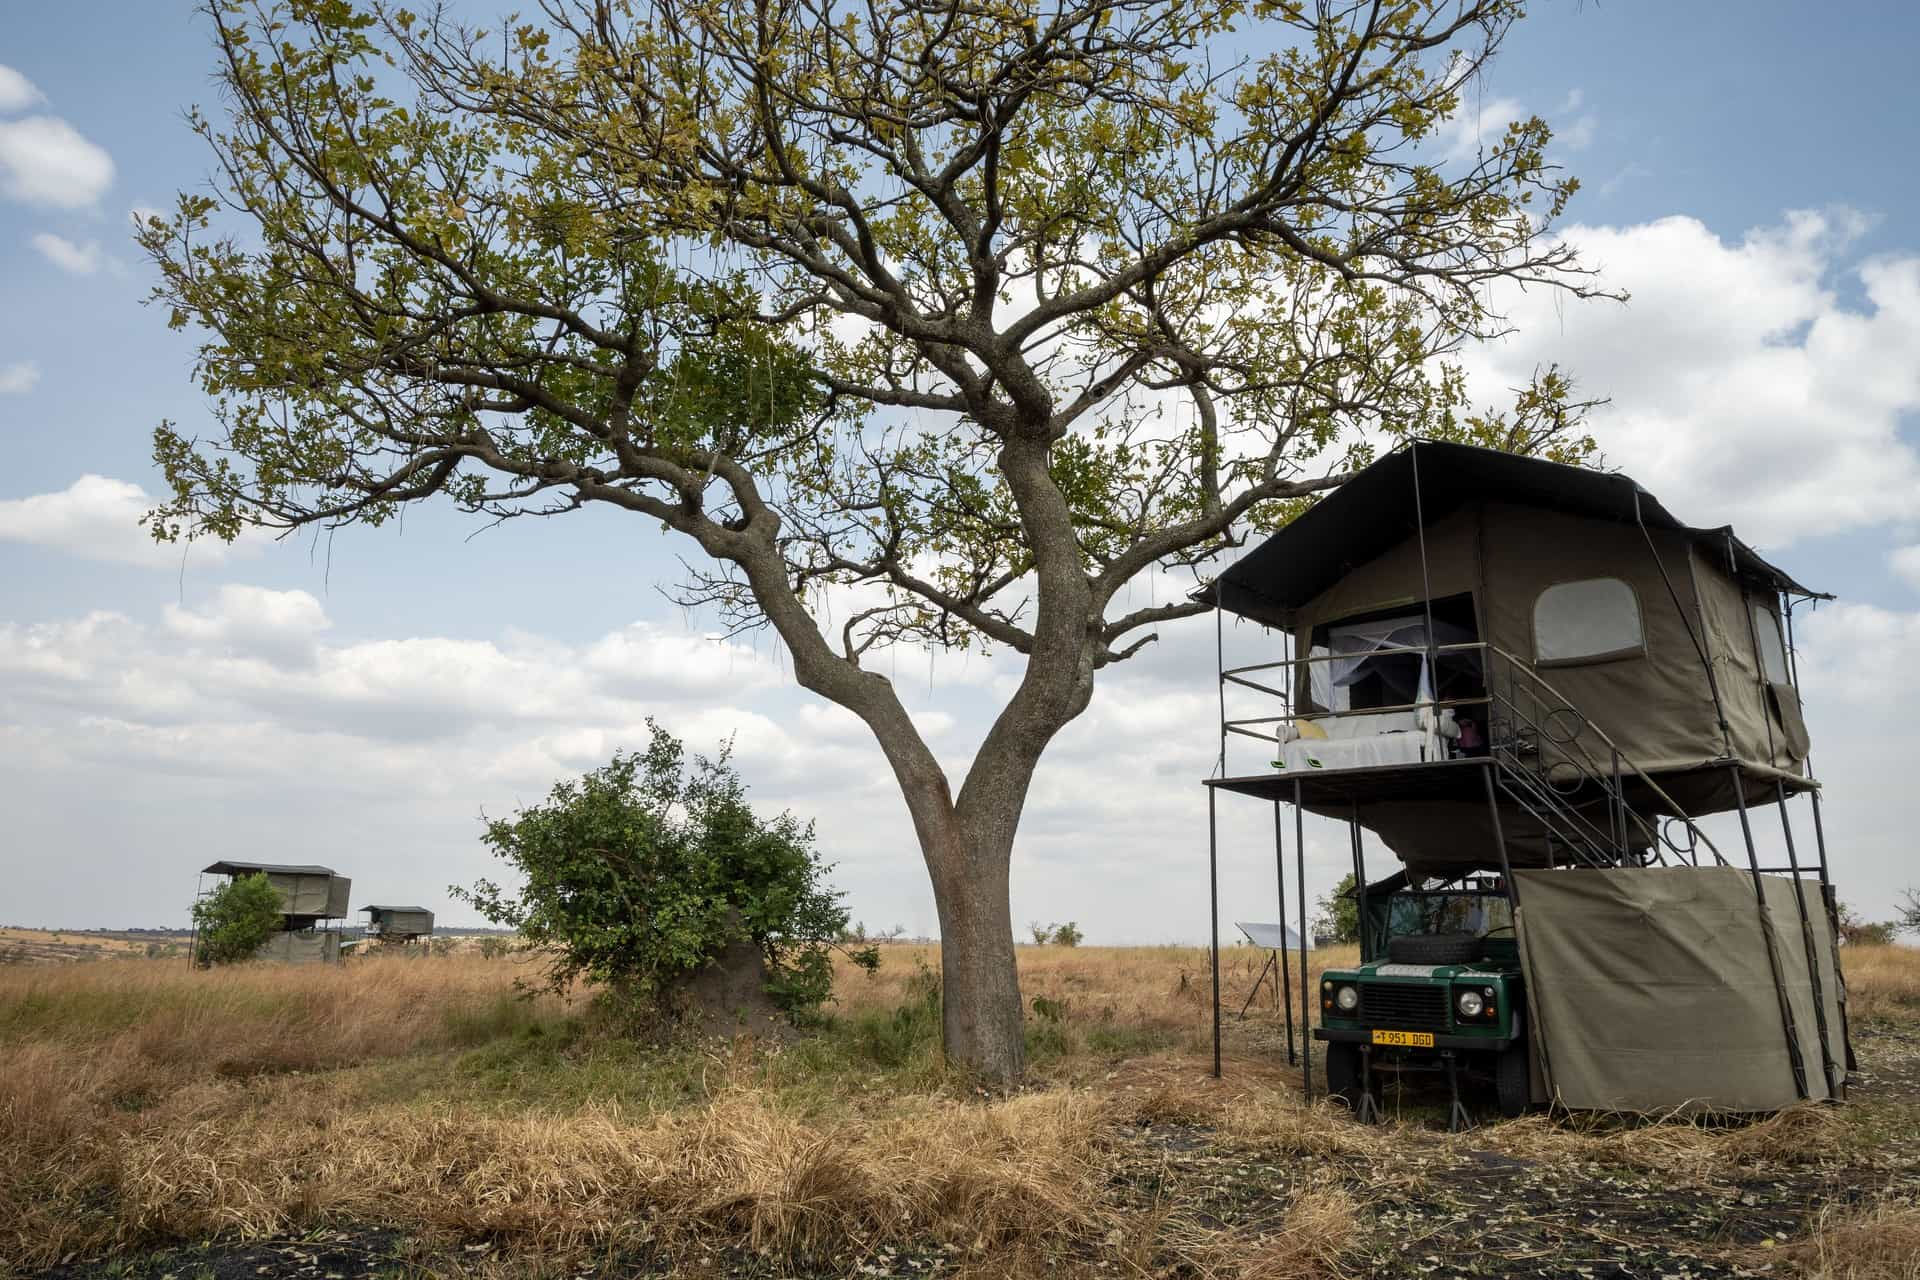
[1314,873,1530,1119]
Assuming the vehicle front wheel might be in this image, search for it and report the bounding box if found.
[1494,1044,1530,1118]
[1325,1041,1364,1109]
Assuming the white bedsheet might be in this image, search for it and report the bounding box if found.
[1274,730,1431,772]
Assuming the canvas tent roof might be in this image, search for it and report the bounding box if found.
[361,905,432,914]
[1202,442,1824,629]
[203,859,339,877]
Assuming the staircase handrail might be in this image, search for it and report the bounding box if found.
[1482,644,1732,869]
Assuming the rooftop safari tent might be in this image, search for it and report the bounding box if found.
[1199,441,1849,1119]
[192,860,351,965]
[360,905,435,943]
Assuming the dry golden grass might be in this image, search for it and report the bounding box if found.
[1843,944,1920,1022]
[1,939,1915,1276]
[1232,1186,1361,1280]
[111,1081,1109,1263]
[1770,1195,1920,1279]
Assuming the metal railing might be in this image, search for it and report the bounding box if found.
[1221,640,1733,871]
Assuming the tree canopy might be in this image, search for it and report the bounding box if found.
[145,0,1605,1078]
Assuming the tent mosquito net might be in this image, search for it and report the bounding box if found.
[1306,614,1480,714]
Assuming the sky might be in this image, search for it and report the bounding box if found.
[2,2,1918,939]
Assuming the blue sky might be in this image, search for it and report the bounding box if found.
[3,2,1919,936]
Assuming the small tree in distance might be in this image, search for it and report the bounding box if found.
[454,722,878,1022]
[1026,922,1084,947]
[191,873,283,966]
[1314,874,1361,946]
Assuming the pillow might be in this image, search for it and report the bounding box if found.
[1296,718,1329,740]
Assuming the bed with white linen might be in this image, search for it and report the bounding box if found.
[1273,708,1454,772]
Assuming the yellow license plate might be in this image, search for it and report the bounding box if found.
[1370,1029,1434,1047]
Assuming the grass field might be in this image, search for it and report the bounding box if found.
[1,940,1917,1279]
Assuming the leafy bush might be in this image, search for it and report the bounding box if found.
[190,874,283,966]
[1840,901,1901,947]
[1314,873,1361,945]
[453,722,877,1019]
[1028,922,1083,947]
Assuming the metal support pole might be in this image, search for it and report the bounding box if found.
[1348,804,1368,962]
[1483,761,1552,1096]
[1808,788,1857,1074]
[1209,786,1222,1080]
[1610,747,1626,865]
[186,872,202,969]
[1481,762,1519,905]
[1274,800,1295,1064]
[1295,777,1311,1103]
[1787,595,1855,1077]
[1445,1052,1474,1132]
[1777,780,1836,1096]
[1731,767,1809,1100]
[1216,604,1228,777]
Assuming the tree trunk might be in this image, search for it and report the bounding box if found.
[926,837,1024,1082]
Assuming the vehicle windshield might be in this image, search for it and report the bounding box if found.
[1384,892,1513,938]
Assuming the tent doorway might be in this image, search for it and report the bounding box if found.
[1306,593,1484,720]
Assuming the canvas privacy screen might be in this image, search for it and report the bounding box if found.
[1513,866,1846,1113]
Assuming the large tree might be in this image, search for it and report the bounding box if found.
[145,0,1603,1080]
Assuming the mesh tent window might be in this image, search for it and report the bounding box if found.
[1533,578,1645,664]
[1751,600,1791,683]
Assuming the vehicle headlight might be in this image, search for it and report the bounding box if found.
[1334,985,1359,1012]
[1456,989,1485,1019]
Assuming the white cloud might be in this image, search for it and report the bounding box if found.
[0,474,257,567]
[0,593,931,928]
[1468,209,1920,547]
[1893,545,1920,592]
[0,65,42,113]
[162,584,333,668]
[0,115,114,208]
[29,231,105,275]
[1434,93,1528,164]
[0,361,37,394]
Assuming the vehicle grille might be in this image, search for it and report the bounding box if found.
[1359,982,1449,1031]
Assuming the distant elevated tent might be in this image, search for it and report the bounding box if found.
[361,904,435,942]
[202,860,352,922]
[195,859,351,965]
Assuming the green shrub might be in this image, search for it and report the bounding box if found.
[453,722,878,1020]
[190,874,283,966]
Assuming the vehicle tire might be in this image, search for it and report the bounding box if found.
[1495,1044,1530,1118]
[1386,932,1483,965]
[1325,1041,1364,1109]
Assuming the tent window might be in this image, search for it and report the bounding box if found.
[1751,600,1790,683]
[1533,578,1644,664]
